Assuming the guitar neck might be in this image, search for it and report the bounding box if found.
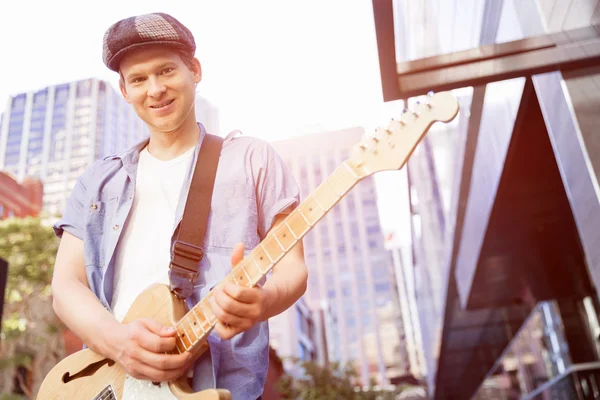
[171,160,361,353]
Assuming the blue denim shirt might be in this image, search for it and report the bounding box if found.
[53,124,299,399]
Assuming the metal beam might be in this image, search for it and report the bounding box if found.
[372,0,401,102]
[398,38,600,98]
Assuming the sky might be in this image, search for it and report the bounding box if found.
[0,0,411,245]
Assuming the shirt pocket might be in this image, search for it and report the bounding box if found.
[83,197,118,268]
[203,183,260,250]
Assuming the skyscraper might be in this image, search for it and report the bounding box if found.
[0,78,147,215]
[0,79,220,216]
[271,127,404,385]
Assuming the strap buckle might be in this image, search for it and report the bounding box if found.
[169,240,204,299]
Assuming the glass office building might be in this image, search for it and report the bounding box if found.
[272,127,407,385]
[0,78,147,215]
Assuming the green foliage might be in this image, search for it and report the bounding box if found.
[0,217,62,395]
[0,394,29,400]
[0,217,58,306]
[276,359,403,400]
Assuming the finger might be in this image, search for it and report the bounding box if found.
[214,288,260,319]
[129,359,190,383]
[134,349,193,372]
[209,296,251,328]
[140,318,177,337]
[214,322,239,340]
[230,242,245,266]
[223,283,263,304]
[133,324,178,353]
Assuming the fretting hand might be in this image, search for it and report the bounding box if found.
[209,243,268,340]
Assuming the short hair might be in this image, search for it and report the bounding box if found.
[118,50,197,90]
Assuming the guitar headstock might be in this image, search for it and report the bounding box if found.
[348,91,459,176]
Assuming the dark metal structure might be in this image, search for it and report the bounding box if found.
[371,0,600,398]
[0,258,7,331]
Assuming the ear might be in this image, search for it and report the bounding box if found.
[192,58,202,85]
[119,81,131,104]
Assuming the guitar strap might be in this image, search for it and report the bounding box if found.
[169,133,224,299]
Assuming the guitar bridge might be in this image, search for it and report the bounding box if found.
[93,384,115,400]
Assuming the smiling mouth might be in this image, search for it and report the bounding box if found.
[150,99,174,109]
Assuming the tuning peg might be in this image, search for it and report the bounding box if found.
[359,144,366,151]
[372,136,380,143]
[427,91,434,97]
[385,129,392,135]
[412,111,421,118]
[403,108,409,114]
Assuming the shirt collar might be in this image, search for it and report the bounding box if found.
[117,123,207,180]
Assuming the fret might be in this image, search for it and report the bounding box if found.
[273,234,285,251]
[192,306,212,332]
[231,264,252,287]
[297,208,312,226]
[260,243,274,262]
[178,319,197,343]
[325,179,342,198]
[285,210,310,237]
[284,220,298,239]
[190,309,207,334]
[200,299,218,324]
[329,165,357,196]
[239,264,253,284]
[311,194,325,212]
[314,180,340,210]
[251,246,273,272]
[225,273,240,287]
[241,259,262,283]
[175,336,187,353]
[273,223,296,250]
[183,317,200,341]
[261,236,283,263]
[175,325,192,350]
[342,161,360,179]
[298,196,322,225]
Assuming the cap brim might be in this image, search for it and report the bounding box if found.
[107,41,191,72]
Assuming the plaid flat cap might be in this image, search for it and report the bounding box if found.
[102,13,196,71]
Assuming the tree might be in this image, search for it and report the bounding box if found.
[0,217,64,398]
[276,359,404,400]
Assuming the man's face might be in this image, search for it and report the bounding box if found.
[119,46,201,134]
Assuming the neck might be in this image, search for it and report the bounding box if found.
[146,116,199,161]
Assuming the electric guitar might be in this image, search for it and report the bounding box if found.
[37,91,459,399]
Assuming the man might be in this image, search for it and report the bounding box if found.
[51,12,307,400]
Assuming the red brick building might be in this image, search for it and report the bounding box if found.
[0,172,43,219]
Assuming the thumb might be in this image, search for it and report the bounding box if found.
[141,318,176,337]
[230,242,245,268]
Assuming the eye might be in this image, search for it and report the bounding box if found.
[162,67,175,75]
[131,77,145,84]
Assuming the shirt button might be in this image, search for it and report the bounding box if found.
[113,224,119,231]
[91,203,98,210]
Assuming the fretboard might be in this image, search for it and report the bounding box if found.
[169,160,360,353]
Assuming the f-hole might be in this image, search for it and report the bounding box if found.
[62,359,115,383]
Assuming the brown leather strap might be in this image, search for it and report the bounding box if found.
[169,133,223,299]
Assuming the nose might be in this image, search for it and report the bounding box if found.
[147,77,166,98]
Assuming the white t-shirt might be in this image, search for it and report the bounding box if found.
[111,145,195,322]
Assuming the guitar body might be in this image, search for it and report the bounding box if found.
[37,284,230,400]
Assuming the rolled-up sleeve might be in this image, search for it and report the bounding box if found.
[53,176,87,240]
[254,141,300,239]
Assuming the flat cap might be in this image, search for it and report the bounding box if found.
[102,12,196,72]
